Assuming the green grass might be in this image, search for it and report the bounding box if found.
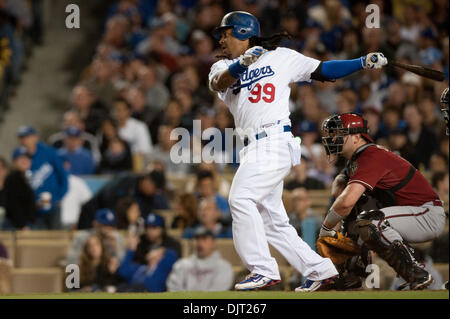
[1,290,448,299]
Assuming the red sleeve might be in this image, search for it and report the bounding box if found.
[347,149,387,191]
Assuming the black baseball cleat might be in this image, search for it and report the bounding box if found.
[410,273,434,290]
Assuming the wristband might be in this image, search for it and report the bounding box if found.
[360,56,367,68]
[323,207,344,228]
[228,60,247,79]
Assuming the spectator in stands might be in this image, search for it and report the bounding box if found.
[77,170,170,229]
[117,236,178,292]
[167,227,234,292]
[419,95,446,137]
[402,104,439,170]
[17,125,68,229]
[97,117,133,174]
[137,65,170,114]
[429,152,449,174]
[171,193,199,231]
[431,171,449,206]
[380,105,407,139]
[71,84,108,135]
[148,124,191,176]
[0,239,7,259]
[48,110,101,164]
[0,239,11,293]
[115,196,144,236]
[183,198,232,239]
[67,208,125,265]
[429,230,449,264]
[2,147,36,230]
[134,212,182,263]
[288,188,322,251]
[185,162,231,198]
[285,157,326,191]
[78,234,122,292]
[195,170,230,222]
[294,120,321,167]
[112,97,153,169]
[0,157,8,217]
[60,174,92,230]
[58,126,96,176]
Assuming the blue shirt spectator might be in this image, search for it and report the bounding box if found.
[182,198,233,239]
[118,246,178,292]
[17,125,68,229]
[57,126,96,175]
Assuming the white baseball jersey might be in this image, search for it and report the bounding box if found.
[208,47,320,133]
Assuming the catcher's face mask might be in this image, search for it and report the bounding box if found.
[441,87,449,135]
[321,113,372,162]
[321,115,346,161]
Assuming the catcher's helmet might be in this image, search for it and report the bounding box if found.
[213,11,260,41]
[321,113,373,157]
[440,87,449,135]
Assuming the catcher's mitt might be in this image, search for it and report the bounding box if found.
[317,232,362,266]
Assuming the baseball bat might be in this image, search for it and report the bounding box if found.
[389,60,445,82]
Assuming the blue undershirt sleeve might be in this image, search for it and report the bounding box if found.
[321,58,364,80]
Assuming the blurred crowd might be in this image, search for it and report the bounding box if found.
[0,0,448,292]
[0,0,44,121]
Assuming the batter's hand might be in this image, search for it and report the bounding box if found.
[362,52,388,69]
[239,46,265,67]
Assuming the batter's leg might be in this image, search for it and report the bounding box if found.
[228,163,281,280]
[258,182,338,281]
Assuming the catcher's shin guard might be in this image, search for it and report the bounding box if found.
[356,211,432,289]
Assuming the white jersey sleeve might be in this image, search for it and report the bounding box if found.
[277,47,321,83]
[208,59,232,101]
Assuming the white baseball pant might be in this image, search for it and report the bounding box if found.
[228,128,338,281]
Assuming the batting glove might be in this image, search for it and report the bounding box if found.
[319,224,338,238]
[361,52,388,69]
[239,46,266,67]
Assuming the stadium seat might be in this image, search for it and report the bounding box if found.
[154,210,175,229]
[181,239,193,258]
[15,230,71,241]
[0,232,15,266]
[15,239,70,268]
[215,239,241,266]
[167,228,183,239]
[11,268,63,293]
[215,239,290,267]
[0,231,14,242]
[0,258,12,293]
[166,174,195,194]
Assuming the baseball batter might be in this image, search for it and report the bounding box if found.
[320,113,446,290]
[208,11,387,292]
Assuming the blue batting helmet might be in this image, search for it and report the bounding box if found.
[213,11,260,41]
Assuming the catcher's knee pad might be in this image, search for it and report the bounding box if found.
[355,210,386,251]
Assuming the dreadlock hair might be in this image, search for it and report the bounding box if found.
[249,31,291,51]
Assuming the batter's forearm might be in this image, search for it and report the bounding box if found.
[211,69,239,92]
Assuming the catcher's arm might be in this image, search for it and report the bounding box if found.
[331,173,348,199]
[320,183,366,237]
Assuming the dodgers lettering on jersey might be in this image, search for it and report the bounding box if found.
[208,47,320,133]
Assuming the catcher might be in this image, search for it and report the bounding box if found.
[316,113,446,290]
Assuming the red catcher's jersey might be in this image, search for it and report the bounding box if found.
[347,144,440,206]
